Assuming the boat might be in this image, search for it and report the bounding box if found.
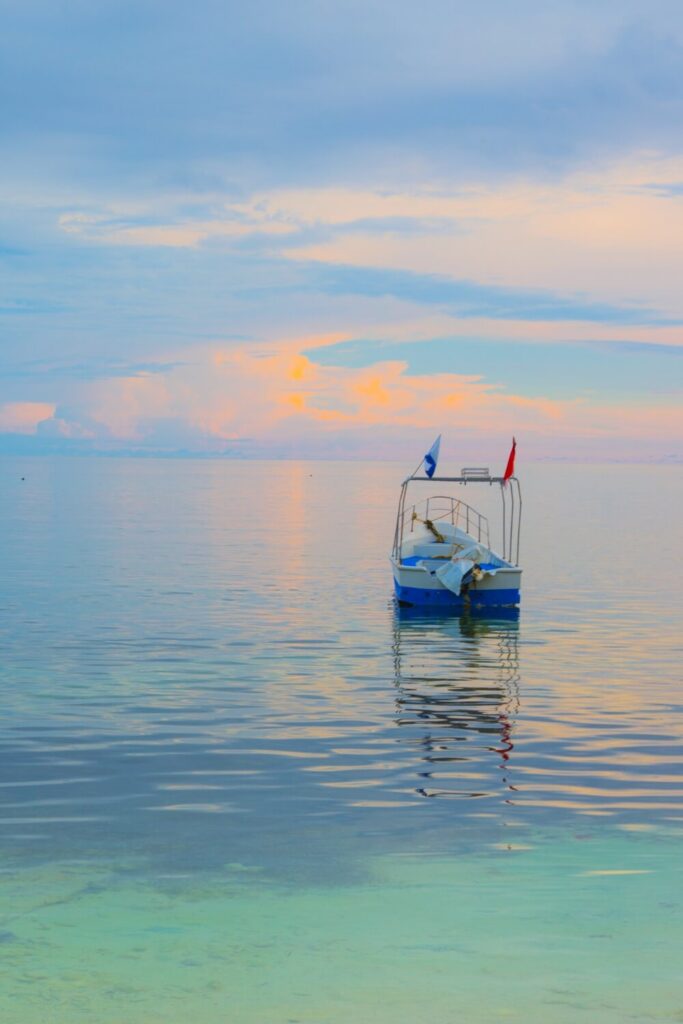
[390,439,522,610]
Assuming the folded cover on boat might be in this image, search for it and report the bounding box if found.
[434,544,498,596]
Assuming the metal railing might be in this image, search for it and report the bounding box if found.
[391,476,522,566]
[395,495,490,556]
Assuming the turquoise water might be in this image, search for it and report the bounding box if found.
[0,458,681,1023]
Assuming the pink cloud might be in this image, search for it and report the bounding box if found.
[0,402,55,433]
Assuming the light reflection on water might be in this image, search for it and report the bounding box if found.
[0,457,681,1022]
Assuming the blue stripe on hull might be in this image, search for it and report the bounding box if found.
[394,580,520,609]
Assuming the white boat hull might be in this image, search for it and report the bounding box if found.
[392,558,522,609]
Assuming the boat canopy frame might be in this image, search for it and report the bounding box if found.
[392,474,522,566]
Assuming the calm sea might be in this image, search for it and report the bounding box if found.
[0,457,681,1023]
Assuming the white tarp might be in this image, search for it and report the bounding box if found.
[434,543,498,596]
[435,558,476,595]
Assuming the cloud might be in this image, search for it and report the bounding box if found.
[49,153,683,326]
[0,401,55,433]
[58,210,296,248]
[1,4,682,463]
[5,335,679,460]
[271,155,683,318]
[3,1,683,189]
[300,265,665,326]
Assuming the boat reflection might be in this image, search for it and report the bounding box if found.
[392,608,520,801]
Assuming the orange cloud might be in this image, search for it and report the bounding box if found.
[353,375,392,407]
[288,355,314,382]
[15,331,677,455]
[286,393,306,412]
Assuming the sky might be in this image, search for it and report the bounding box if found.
[1,0,682,462]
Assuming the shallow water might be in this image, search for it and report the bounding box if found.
[0,457,681,1022]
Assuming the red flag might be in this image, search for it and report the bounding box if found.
[503,437,516,483]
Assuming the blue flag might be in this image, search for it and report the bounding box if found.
[423,435,441,478]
